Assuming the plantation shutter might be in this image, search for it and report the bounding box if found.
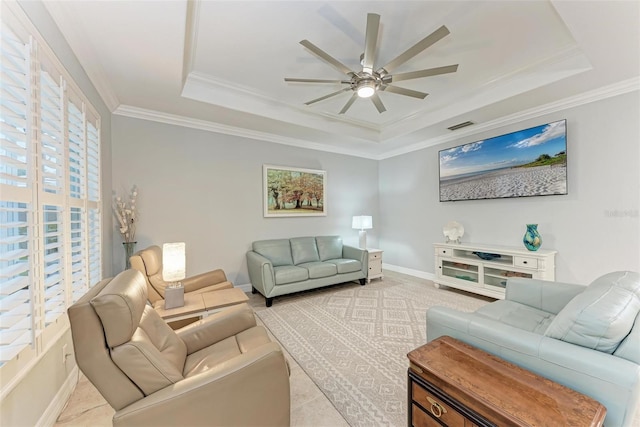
[86,113,101,289]
[39,58,64,195]
[67,95,85,200]
[42,205,64,326]
[0,23,35,363]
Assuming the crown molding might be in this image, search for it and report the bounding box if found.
[113,76,637,162]
[43,1,120,112]
[378,76,640,160]
[113,105,379,160]
[182,0,200,86]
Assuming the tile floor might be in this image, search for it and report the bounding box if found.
[54,291,348,427]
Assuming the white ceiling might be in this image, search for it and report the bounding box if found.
[44,0,640,159]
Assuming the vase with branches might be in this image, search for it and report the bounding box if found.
[113,185,138,268]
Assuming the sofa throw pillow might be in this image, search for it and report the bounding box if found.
[544,271,640,353]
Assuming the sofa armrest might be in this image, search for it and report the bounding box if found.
[175,303,256,354]
[343,245,366,263]
[505,278,585,314]
[181,269,229,293]
[246,251,275,296]
[112,342,290,427]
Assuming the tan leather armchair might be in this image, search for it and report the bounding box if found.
[69,269,291,427]
[130,245,233,304]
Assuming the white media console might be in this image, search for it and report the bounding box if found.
[433,242,557,299]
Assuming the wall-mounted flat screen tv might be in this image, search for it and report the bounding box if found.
[439,119,567,202]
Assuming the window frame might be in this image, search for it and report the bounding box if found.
[0,1,103,394]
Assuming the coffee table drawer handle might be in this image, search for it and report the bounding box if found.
[427,396,447,418]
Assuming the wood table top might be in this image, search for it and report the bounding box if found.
[408,336,606,427]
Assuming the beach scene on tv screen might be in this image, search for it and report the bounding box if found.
[439,119,567,201]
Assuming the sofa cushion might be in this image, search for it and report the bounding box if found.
[290,237,320,265]
[299,262,337,279]
[545,271,640,353]
[274,265,309,285]
[316,236,343,261]
[328,258,362,274]
[476,300,555,334]
[253,239,293,267]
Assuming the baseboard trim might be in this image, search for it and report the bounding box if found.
[382,263,436,281]
[236,283,252,293]
[37,365,79,427]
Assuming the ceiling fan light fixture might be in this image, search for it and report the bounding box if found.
[357,80,376,98]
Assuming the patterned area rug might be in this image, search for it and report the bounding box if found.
[255,271,490,427]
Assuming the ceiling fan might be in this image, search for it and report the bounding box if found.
[284,13,459,114]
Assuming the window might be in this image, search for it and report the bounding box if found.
[0,3,102,384]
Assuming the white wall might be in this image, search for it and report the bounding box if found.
[379,91,640,284]
[111,116,379,284]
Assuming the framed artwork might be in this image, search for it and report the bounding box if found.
[263,165,327,217]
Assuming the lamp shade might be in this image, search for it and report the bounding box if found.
[352,215,373,230]
[162,242,186,282]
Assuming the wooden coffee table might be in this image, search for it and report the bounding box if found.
[154,287,249,322]
[407,336,606,427]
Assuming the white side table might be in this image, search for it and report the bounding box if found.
[366,248,384,283]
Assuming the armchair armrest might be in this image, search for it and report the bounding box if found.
[246,251,275,296]
[176,303,256,354]
[180,269,228,293]
[112,342,290,427]
[505,278,585,314]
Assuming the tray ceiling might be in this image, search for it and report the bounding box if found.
[44,0,639,158]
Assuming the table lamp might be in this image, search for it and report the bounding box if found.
[163,242,186,309]
[352,215,372,249]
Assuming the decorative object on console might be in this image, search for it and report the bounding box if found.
[263,165,326,217]
[352,215,373,249]
[443,220,464,243]
[523,224,542,251]
[472,251,501,260]
[122,242,137,269]
[439,119,567,202]
[162,242,186,309]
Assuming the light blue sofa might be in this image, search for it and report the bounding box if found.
[246,236,367,307]
[427,271,640,427]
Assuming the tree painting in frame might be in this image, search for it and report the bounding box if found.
[264,165,327,217]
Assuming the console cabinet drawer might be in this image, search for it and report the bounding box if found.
[412,383,466,426]
[514,256,538,269]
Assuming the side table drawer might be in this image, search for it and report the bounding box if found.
[369,251,382,261]
[412,382,466,427]
[412,404,444,427]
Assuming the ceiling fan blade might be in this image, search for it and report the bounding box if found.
[304,87,351,105]
[381,85,429,99]
[339,93,358,114]
[385,64,458,83]
[285,78,350,84]
[362,13,380,73]
[370,93,386,113]
[300,40,354,75]
[379,25,451,74]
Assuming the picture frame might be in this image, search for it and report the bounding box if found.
[263,165,327,217]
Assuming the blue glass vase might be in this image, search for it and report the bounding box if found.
[523,224,542,251]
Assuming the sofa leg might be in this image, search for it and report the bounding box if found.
[252,286,257,294]
[359,278,366,286]
[266,297,273,307]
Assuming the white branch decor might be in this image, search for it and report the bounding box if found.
[113,185,138,243]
